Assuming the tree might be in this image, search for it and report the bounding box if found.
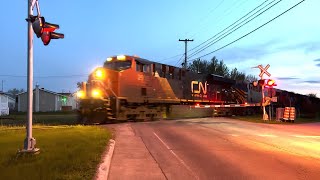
[189,56,230,77]
[187,56,256,82]
[76,82,82,89]
[7,88,25,97]
[229,68,246,82]
[207,56,229,77]
[308,93,317,98]
[245,74,258,83]
[216,60,229,77]
[207,56,219,74]
[188,59,209,74]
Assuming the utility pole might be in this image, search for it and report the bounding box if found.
[179,39,193,69]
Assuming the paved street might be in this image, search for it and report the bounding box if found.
[107,118,320,180]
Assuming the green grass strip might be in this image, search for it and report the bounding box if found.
[0,125,111,180]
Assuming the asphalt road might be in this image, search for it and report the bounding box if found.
[107,118,320,180]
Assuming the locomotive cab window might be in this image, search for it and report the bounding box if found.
[104,60,132,71]
[143,64,150,73]
[136,63,143,72]
[169,66,174,79]
[136,63,149,73]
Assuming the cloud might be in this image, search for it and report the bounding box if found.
[303,80,320,84]
[216,40,277,62]
[278,42,320,54]
[314,58,320,62]
[216,40,320,64]
[277,77,300,80]
[316,63,320,67]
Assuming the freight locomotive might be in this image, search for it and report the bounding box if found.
[76,55,264,124]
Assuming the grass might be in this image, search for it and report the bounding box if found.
[0,125,111,180]
[0,112,111,180]
[231,114,320,124]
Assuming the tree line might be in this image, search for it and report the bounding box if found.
[187,56,257,83]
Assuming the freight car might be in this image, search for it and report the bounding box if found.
[76,55,260,124]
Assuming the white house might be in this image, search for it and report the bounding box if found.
[0,92,11,116]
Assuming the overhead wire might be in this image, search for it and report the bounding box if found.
[185,0,226,38]
[188,0,277,59]
[189,0,249,40]
[157,0,239,66]
[188,0,270,53]
[156,53,184,64]
[154,0,248,67]
[174,54,186,67]
[189,0,307,61]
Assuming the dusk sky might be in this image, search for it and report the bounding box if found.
[0,0,319,96]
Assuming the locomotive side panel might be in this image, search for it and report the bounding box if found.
[118,59,181,103]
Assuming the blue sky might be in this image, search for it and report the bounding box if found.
[0,0,319,96]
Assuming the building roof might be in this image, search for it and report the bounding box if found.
[0,92,15,100]
[17,87,67,97]
[58,92,74,97]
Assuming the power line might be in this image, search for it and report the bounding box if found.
[190,0,307,61]
[174,54,186,67]
[185,0,225,38]
[159,0,247,67]
[156,53,184,63]
[188,0,277,58]
[189,0,248,39]
[171,0,247,67]
[189,0,270,53]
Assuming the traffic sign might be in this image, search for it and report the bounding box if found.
[258,64,271,78]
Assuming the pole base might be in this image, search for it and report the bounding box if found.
[17,148,40,155]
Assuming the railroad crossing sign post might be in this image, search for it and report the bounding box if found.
[254,64,271,121]
[19,0,42,154]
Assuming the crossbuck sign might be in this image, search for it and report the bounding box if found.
[258,64,271,78]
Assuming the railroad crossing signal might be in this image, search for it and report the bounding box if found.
[252,64,272,121]
[254,79,277,88]
[30,16,64,45]
[266,79,277,87]
[258,64,271,78]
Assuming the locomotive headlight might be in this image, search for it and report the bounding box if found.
[117,55,126,61]
[94,69,105,79]
[91,89,101,98]
[76,90,85,99]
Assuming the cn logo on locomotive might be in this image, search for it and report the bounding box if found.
[191,81,208,95]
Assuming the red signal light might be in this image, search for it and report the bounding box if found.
[266,79,277,87]
[31,16,64,46]
[258,79,265,86]
[41,31,51,45]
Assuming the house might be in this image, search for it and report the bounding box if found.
[17,86,77,112]
[58,92,78,111]
[0,92,15,115]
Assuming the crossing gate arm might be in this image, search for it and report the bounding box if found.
[191,103,260,108]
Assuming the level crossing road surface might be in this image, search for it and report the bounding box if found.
[105,118,320,180]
